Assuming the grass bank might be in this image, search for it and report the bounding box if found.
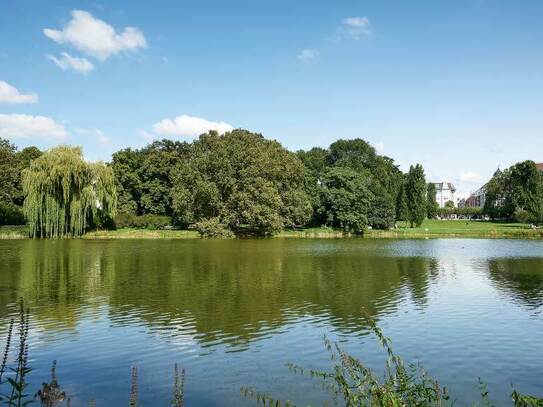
[370,219,543,239]
[277,220,543,239]
[1,221,542,240]
[82,228,199,239]
[0,225,28,239]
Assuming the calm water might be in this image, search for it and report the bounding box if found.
[0,239,542,406]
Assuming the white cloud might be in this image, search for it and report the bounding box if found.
[375,141,385,153]
[0,114,68,140]
[338,16,372,40]
[0,81,38,104]
[297,48,319,61]
[153,115,234,137]
[459,171,483,183]
[47,52,94,74]
[75,127,110,144]
[43,10,147,61]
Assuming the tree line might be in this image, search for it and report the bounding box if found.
[484,161,543,225]
[3,130,432,237]
[111,132,432,236]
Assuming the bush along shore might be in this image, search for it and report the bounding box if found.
[2,133,543,239]
[2,300,541,406]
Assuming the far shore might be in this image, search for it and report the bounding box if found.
[2,220,542,240]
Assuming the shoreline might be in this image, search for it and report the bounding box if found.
[2,222,542,240]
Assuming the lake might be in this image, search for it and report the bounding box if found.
[0,239,542,406]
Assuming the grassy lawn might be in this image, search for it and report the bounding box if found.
[82,228,200,239]
[2,222,542,240]
[367,219,543,239]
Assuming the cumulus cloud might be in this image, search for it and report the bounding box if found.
[459,171,483,183]
[43,10,147,61]
[75,127,110,144]
[153,115,233,137]
[338,16,372,40]
[297,48,320,61]
[0,114,68,140]
[0,81,38,104]
[47,52,94,74]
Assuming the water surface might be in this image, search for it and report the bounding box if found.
[0,239,542,405]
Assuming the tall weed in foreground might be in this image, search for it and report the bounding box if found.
[2,300,540,406]
[0,299,186,406]
[241,314,543,407]
[0,299,32,407]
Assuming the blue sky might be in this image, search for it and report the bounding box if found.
[1,0,542,197]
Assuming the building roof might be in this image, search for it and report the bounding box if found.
[433,182,456,192]
[536,163,543,171]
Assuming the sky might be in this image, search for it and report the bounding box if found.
[1,0,542,198]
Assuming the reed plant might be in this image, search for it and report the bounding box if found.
[2,300,540,406]
[241,314,543,407]
[0,299,32,407]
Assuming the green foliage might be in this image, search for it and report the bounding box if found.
[4,135,426,237]
[0,299,32,407]
[484,161,543,224]
[0,202,25,226]
[395,181,409,221]
[484,169,512,220]
[0,138,41,209]
[243,314,543,407]
[444,200,455,209]
[13,147,43,207]
[406,164,427,227]
[510,161,543,224]
[296,148,328,226]
[0,138,18,205]
[297,140,404,229]
[328,139,378,170]
[296,147,328,178]
[368,190,395,230]
[319,167,372,234]
[194,217,235,238]
[171,130,311,236]
[327,139,403,201]
[114,213,172,230]
[111,140,189,216]
[512,391,543,407]
[22,146,117,238]
[427,183,438,219]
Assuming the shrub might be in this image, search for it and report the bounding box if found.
[242,314,543,407]
[1,299,186,407]
[0,202,26,226]
[115,213,172,230]
[195,218,235,238]
[515,209,532,224]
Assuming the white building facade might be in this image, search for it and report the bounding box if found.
[432,182,456,208]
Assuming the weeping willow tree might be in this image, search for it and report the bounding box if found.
[22,146,117,238]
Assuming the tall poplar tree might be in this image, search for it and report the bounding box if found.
[395,179,408,221]
[406,164,427,227]
[426,183,438,219]
[23,146,117,238]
